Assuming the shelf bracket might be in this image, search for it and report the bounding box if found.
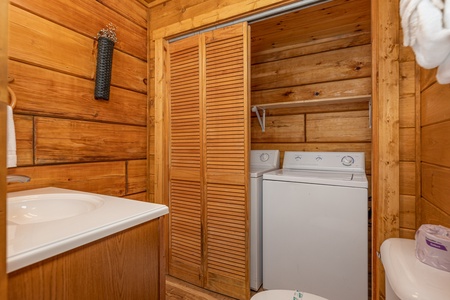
[252,106,266,132]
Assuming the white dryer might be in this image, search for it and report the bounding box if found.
[250,150,280,291]
[262,151,368,300]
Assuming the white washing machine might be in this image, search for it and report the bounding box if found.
[250,150,280,291]
[262,151,368,300]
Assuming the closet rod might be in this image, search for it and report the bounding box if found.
[169,0,331,43]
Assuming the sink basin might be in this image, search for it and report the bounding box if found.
[8,193,104,224]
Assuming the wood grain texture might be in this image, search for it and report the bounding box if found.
[7,161,127,195]
[34,117,146,164]
[421,121,450,167]
[9,5,146,92]
[150,0,299,39]
[10,0,147,59]
[421,163,450,217]
[127,159,147,195]
[421,81,450,126]
[6,0,147,201]
[251,45,371,90]
[14,114,33,166]
[306,110,371,142]
[421,198,450,228]
[371,0,401,299]
[1,0,9,296]
[164,23,250,300]
[251,114,305,143]
[8,61,147,126]
[8,219,162,300]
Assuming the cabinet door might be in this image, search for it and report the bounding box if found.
[167,35,203,286]
[166,23,250,299]
[203,24,250,299]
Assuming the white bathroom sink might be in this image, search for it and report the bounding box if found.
[8,193,104,224]
[6,187,169,273]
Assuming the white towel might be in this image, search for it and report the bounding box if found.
[6,105,17,168]
[437,53,450,83]
[436,0,450,83]
[400,0,450,69]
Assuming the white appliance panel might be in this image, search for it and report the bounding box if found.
[250,149,280,291]
[263,180,368,299]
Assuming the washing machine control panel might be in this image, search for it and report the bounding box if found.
[251,150,280,168]
[341,155,355,166]
[283,152,365,172]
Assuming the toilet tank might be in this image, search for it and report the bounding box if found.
[380,238,450,300]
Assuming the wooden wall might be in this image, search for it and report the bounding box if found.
[250,0,372,175]
[398,34,420,239]
[1,0,8,297]
[6,0,148,201]
[420,69,450,229]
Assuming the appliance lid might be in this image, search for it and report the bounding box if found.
[381,238,450,300]
[251,166,280,177]
[263,169,368,188]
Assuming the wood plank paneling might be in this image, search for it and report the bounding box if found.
[10,0,147,59]
[400,195,415,229]
[251,115,305,143]
[399,94,416,128]
[399,127,415,161]
[251,77,371,108]
[306,111,371,142]
[252,32,371,65]
[421,81,450,126]
[8,220,161,300]
[9,6,147,92]
[8,61,147,126]
[14,114,33,166]
[151,0,299,39]
[251,0,371,56]
[96,0,147,29]
[7,162,127,196]
[400,162,415,196]
[251,45,371,90]
[421,163,450,216]
[34,117,146,164]
[127,160,147,195]
[0,0,8,295]
[9,6,95,78]
[422,121,450,167]
[421,198,450,228]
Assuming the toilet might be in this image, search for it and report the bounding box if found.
[251,290,327,300]
[381,238,450,299]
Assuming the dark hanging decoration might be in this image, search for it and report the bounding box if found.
[95,23,117,100]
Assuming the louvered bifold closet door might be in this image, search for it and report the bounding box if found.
[168,35,203,286]
[203,23,250,300]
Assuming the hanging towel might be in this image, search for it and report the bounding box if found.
[437,53,450,83]
[400,0,450,69]
[436,0,450,83]
[6,105,17,168]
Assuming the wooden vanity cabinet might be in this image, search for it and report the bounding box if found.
[8,218,165,300]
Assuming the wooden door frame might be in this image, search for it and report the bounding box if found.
[1,0,9,297]
[371,0,401,299]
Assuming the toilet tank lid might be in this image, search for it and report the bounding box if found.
[381,238,450,300]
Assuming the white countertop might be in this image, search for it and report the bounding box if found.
[7,187,169,273]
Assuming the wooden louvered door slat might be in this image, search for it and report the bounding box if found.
[203,23,250,299]
[168,35,203,286]
[167,23,250,300]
